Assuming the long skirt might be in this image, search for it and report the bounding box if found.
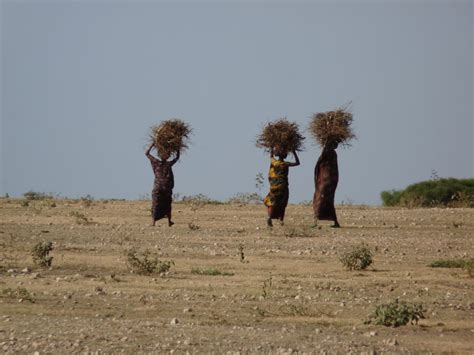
[313,183,337,220]
[151,189,172,221]
[264,186,289,219]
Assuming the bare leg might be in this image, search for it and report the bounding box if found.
[267,207,273,228]
[151,218,156,227]
[279,209,285,225]
[167,208,174,227]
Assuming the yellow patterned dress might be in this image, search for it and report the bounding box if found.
[264,158,290,219]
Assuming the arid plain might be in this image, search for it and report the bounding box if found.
[1,198,473,353]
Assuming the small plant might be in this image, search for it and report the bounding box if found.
[2,287,35,303]
[24,191,53,200]
[188,222,200,230]
[69,211,90,225]
[191,267,234,276]
[125,248,173,275]
[430,258,474,278]
[465,260,474,278]
[20,199,30,207]
[366,300,425,327]
[255,172,265,192]
[284,228,314,238]
[80,195,94,207]
[31,241,53,267]
[238,244,246,263]
[47,200,56,208]
[340,244,374,271]
[227,192,262,205]
[261,276,272,299]
[429,258,473,268]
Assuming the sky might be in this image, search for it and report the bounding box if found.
[1,0,472,205]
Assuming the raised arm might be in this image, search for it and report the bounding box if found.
[145,143,160,163]
[288,150,300,167]
[170,150,180,165]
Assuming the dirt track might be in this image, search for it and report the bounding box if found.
[1,199,473,353]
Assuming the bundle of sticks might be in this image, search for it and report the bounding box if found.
[256,118,305,155]
[309,106,355,147]
[149,119,192,158]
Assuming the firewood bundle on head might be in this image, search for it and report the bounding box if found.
[309,106,355,148]
[256,118,305,156]
[149,119,192,158]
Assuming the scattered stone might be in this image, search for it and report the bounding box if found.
[170,318,179,325]
[383,338,398,346]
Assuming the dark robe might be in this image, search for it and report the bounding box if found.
[148,155,177,221]
[313,148,339,221]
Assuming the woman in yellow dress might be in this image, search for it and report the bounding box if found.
[264,149,300,227]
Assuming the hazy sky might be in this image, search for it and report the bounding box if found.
[1,0,472,204]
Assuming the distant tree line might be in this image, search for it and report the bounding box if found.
[381,178,474,207]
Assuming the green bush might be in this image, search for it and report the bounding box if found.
[191,267,234,276]
[429,258,473,268]
[125,248,173,275]
[24,191,53,200]
[366,300,424,327]
[340,244,374,271]
[381,178,474,207]
[32,241,54,267]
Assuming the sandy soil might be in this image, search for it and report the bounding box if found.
[0,198,473,354]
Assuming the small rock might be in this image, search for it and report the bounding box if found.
[384,338,398,346]
[183,308,192,313]
[21,267,31,273]
[170,318,179,325]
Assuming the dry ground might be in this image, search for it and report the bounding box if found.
[0,198,473,354]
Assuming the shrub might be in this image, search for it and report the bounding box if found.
[80,195,94,207]
[430,258,474,278]
[227,192,262,205]
[125,248,173,275]
[24,191,53,200]
[429,258,473,268]
[31,241,53,267]
[366,300,425,327]
[181,194,221,212]
[340,244,373,271]
[191,267,234,276]
[69,211,90,225]
[2,287,35,303]
[20,200,30,207]
[188,222,200,230]
[381,178,474,207]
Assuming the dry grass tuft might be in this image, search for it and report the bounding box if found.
[256,118,304,155]
[309,104,355,147]
[149,119,192,158]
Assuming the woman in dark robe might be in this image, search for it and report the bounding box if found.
[145,143,180,226]
[264,149,300,227]
[313,140,340,228]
